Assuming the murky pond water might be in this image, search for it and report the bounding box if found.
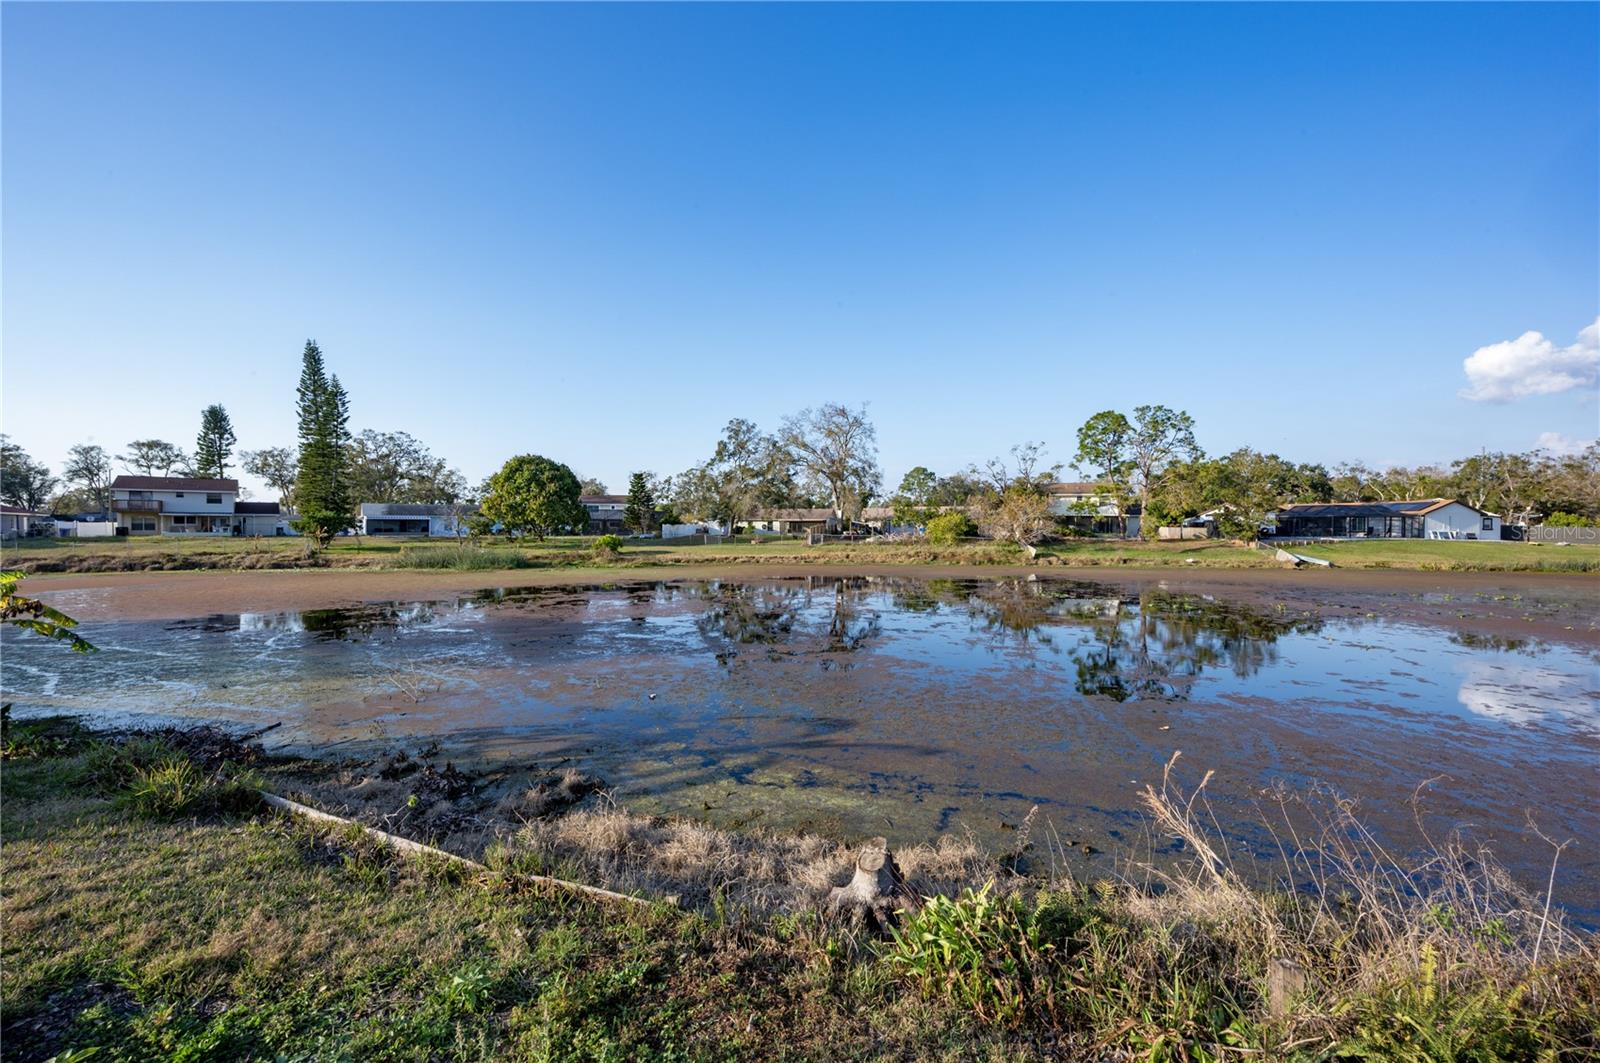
[5,575,1598,910]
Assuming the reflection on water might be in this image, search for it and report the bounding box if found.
[8,575,1593,730]
[4,574,1597,907]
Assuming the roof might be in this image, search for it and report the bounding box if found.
[1046,481,1108,495]
[233,502,281,515]
[0,504,46,516]
[359,502,470,517]
[111,475,238,492]
[1275,498,1486,519]
[580,495,629,505]
[755,508,836,521]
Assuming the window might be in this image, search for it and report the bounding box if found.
[206,493,222,504]
[1482,517,1494,531]
[131,517,157,533]
[175,492,185,498]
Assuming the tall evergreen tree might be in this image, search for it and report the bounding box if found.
[623,471,655,533]
[292,341,354,544]
[194,405,237,478]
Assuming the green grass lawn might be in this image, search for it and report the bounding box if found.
[5,531,1597,574]
[1267,538,1600,572]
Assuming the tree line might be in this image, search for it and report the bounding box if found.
[1,344,471,531]
[4,349,1596,541]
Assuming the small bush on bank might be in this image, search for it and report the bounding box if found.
[126,756,209,816]
[592,534,624,558]
[1,708,88,760]
[391,545,531,570]
[925,512,977,545]
[81,736,181,789]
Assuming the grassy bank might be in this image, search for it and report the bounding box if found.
[4,718,1595,1062]
[6,532,1599,575]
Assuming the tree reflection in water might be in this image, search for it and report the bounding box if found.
[680,576,1323,693]
[690,579,882,668]
[887,577,1323,701]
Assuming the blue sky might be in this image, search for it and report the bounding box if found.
[4,2,1596,498]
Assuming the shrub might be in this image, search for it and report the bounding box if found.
[82,737,180,790]
[593,534,624,554]
[924,512,977,545]
[126,756,209,817]
[1544,512,1596,528]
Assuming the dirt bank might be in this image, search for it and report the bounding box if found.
[24,564,1600,646]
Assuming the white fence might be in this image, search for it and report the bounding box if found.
[55,521,117,538]
[661,522,728,540]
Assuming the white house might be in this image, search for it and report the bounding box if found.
[1271,499,1501,540]
[110,476,288,536]
[358,502,471,537]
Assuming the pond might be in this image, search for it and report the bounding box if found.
[5,575,1597,911]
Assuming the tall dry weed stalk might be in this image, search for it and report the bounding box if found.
[1134,752,1591,1017]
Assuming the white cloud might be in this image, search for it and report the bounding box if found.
[1535,431,1596,457]
[1459,317,1599,403]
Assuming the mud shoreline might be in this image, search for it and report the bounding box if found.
[26,564,1600,646]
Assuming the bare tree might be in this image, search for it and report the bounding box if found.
[242,447,299,508]
[979,441,1060,493]
[63,444,115,515]
[979,486,1054,556]
[780,403,882,521]
[121,439,189,477]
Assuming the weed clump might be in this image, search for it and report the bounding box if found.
[390,545,531,570]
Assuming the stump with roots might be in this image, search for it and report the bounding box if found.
[827,836,911,934]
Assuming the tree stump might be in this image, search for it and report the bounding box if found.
[827,836,910,934]
[1267,957,1306,1021]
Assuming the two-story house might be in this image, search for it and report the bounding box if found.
[580,495,630,534]
[1045,481,1140,537]
[110,476,286,536]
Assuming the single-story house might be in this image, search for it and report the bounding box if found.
[1,505,48,541]
[1,505,48,538]
[857,507,904,534]
[235,501,292,536]
[1270,499,1500,540]
[748,508,844,534]
[358,502,472,537]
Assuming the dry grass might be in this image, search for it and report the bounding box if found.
[495,802,997,914]
[1115,753,1599,1053]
